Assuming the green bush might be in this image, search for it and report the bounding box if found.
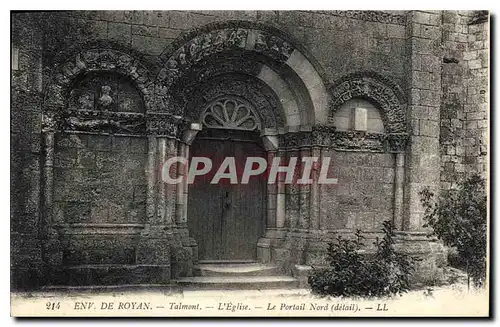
[419,174,487,287]
[308,221,419,298]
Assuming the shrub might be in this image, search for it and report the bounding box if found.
[308,221,419,298]
[419,174,487,287]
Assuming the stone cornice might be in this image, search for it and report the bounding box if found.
[315,10,407,25]
[279,128,409,152]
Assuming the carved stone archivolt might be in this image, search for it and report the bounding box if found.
[44,47,155,112]
[254,30,294,63]
[329,72,407,134]
[156,25,296,105]
[174,55,263,98]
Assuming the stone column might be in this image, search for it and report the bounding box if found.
[172,122,201,228]
[309,146,321,230]
[136,115,189,282]
[257,135,285,263]
[388,133,408,230]
[394,152,405,230]
[285,147,300,230]
[401,11,447,282]
[266,150,278,228]
[156,137,177,226]
[276,148,287,229]
[145,136,157,225]
[171,123,201,273]
[175,143,189,226]
[40,122,63,270]
[298,147,311,230]
[136,134,170,282]
[41,130,54,236]
[403,10,443,231]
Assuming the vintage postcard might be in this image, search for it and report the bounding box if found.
[10,10,490,317]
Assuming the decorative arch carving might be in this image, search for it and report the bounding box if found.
[187,74,285,131]
[156,26,294,92]
[151,21,333,131]
[202,96,261,131]
[328,72,406,133]
[41,45,185,138]
[44,47,154,110]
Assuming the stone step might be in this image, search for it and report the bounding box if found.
[173,276,300,290]
[194,263,280,277]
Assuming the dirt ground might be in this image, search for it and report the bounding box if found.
[11,276,489,317]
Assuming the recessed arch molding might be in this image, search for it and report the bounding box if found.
[328,71,407,134]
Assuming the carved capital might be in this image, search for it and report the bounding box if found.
[182,123,202,145]
[146,113,181,138]
[332,131,387,152]
[311,125,337,147]
[387,133,409,153]
[281,131,313,149]
[41,110,61,132]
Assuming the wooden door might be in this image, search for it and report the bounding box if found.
[187,132,266,262]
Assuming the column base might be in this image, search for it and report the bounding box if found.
[257,228,286,265]
[284,230,448,285]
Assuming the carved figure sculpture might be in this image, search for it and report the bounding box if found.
[98,85,113,109]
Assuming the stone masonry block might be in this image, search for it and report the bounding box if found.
[419,120,439,137]
[132,25,158,37]
[159,27,183,39]
[412,12,432,25]
[108,22,131,44]
[420,25,441,39]
[131,35,171,56]
[387,23,405,39]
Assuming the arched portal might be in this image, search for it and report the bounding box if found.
[188,97,266,261]
[157,22,332,266]
[187,82,275,262]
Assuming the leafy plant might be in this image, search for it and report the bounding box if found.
[308,221,419,298]
[419,174,487,288]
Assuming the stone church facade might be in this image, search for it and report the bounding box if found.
[11,10,489,288]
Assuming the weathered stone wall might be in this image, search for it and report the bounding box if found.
[66,10,407,88]
[440,10,489,190]
[53,134,148,226]
[11,10,489,288]
[320,151,395,230]
[462,12,489,180]
[11,13,44,289]
[403,11,443,231]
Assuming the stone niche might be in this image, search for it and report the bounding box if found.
[53,72,148,271]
